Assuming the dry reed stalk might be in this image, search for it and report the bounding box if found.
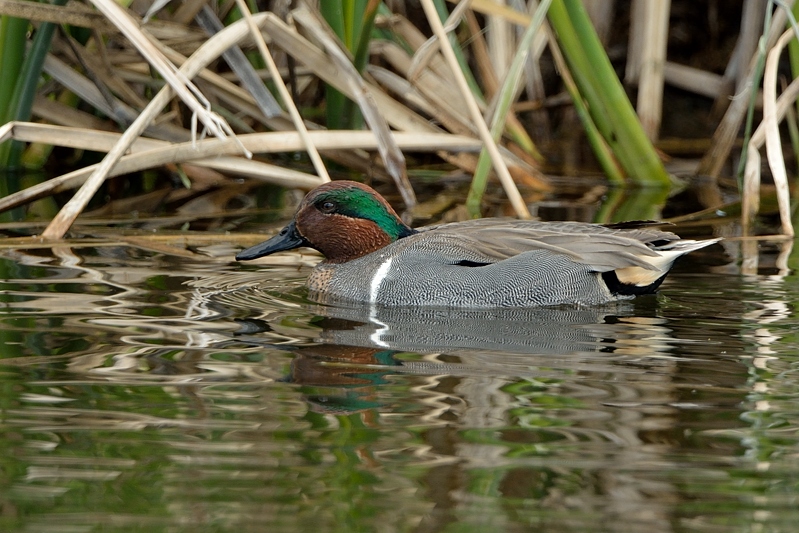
[635,0,670,141]
[86,0,239,144]
[0,0,114,30]
[265,11,543,188]
[0,0,206,42]
[488,1,514,81]
[57,34,149,110]
[464,10,500,98]
[624,0,644,84]
[172,0,209,25]
[193,6,283,120]
[0,123,324,211]
[699,4,788,178]
[449,0,530,26]
[232,0,331,184]
[32,96,115,132]
[398,8,479,128]
[262,13,437,132]
[40,9,265,239]
[406,1,471,92]
[376,40,478,135]
[742,28,797,237]
[420,0,531,219]
[582,0,615,44]
[662,63,725,99]
[153,42,293,131]
[0,122,482,214]
[367,63,441,119]
[729,0,767,95]
[293,6,415,205]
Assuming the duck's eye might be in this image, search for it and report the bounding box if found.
[318,201,336,213]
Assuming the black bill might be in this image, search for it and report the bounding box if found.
[236,220,308,261]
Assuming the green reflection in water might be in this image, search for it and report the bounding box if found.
[0,242,798,532]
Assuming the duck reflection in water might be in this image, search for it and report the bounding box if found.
[230,301,661,414]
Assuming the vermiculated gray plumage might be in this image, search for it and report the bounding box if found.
[310,220,719,308]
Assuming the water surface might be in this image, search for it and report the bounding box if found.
[0,226,798,533]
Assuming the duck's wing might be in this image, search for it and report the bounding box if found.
[414,220,681,272]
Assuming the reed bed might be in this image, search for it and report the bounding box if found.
[0,0,796,237]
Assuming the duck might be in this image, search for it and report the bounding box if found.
[236,180,720,307]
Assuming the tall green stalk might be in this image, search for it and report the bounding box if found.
[0,16,29,125]
[320,0,379,130]
[1,1,67,168]
[547,0,670,186]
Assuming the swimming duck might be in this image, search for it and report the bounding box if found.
[236,181,720,307]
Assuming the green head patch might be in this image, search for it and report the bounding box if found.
[313,186,414,240]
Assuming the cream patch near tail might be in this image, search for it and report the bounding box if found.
[615,238,721,287]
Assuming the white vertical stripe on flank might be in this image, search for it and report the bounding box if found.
[369,257,393,304]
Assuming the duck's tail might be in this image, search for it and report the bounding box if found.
[604,238,722,296]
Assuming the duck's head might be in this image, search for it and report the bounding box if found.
[236,181,416,264]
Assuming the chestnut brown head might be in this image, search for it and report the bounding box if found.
[236,181,415,263]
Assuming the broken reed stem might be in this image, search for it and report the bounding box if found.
[41,12,271,239]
